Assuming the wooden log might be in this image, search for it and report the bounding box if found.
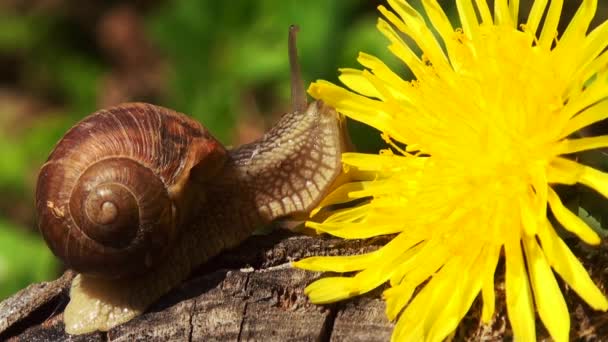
[1,231,606,341]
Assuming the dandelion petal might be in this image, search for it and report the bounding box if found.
[481,245,501,322]
[303,277,356,304]
[505,238,536,341]
[527,0,549,35]
[547,187,600,245]
[563,135,608,154]
[538,222,608,311]
[427,255,484,342]
[456,0,480,39]
[523,237,569,342]
[539,0,564,49]
[338,68,384,100]
[559,0,597,48]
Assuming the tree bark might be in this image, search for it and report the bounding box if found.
[1,231,607,341]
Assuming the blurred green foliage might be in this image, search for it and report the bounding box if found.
[147,0,406,145]
[0,218,57,299]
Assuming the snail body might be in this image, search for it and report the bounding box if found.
[35,27,348,334]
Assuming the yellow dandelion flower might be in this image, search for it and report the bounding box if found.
[293,0,608,341]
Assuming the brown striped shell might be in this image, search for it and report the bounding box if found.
[36,103,226,278]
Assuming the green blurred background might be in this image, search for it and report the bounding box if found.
[0,0,607,300]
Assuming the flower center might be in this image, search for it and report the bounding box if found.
[435,26,565,184]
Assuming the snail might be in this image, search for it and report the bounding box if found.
[35,26,348,335]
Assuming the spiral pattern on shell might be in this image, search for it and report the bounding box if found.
[36,103,226,278]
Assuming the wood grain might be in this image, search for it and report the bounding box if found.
[1,231,607,341]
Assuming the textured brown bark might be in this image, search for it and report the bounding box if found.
[1,231,607,341]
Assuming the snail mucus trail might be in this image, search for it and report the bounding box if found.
[35,26,348,335]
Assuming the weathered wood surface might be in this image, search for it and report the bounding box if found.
[1,231,607,341]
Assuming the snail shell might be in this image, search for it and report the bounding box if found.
[36,103,226,278]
